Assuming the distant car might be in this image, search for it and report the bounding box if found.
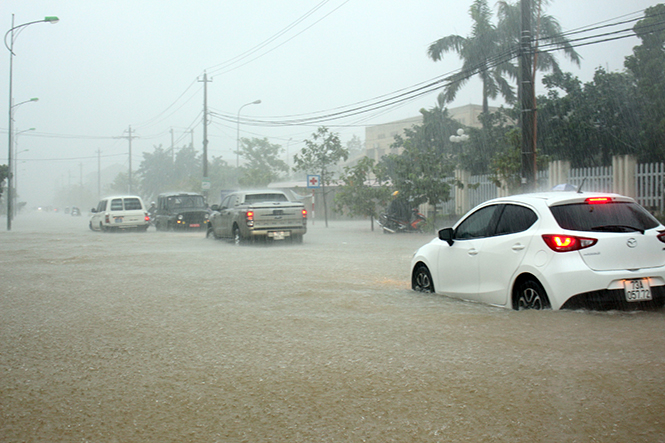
[89,196,150,232]
[153,192,209,231]
[411,192,665,310]
[207,190,307,244]
[71,206,81,216]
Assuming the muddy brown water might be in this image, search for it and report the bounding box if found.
[1,212,664,442]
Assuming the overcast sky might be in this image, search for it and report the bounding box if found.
[0,0,659,206]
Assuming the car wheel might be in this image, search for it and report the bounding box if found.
[89,221,94,231]
[233,226,244,246]
[515,279,551,310]
[206,225,218,239]
[412,264,434,293]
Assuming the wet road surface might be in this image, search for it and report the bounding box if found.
[1,212,664,442]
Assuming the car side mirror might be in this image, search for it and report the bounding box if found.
[91,208,97,213]
[438,227,454,246]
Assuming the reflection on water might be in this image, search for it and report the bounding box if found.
[1,212,664,442]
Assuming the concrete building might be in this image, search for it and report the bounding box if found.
[364,104,497,162]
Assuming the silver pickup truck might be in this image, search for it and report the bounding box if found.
[207,190,307,244]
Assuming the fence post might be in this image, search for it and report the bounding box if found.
[455,169,471,216]
[612,155,637,199]
[549,160,571,189]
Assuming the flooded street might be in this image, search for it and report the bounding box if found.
[1,212,665,442]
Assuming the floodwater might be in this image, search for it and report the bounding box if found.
[1,211,664,443]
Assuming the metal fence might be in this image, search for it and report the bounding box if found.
[436,162,665,217]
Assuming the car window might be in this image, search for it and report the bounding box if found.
[97,200,106,212]
[123,198,142,210]
[495,204,538,235]
[550,201,659,232]
[110,199,123,211]
[244,193,288,204]
[454,205,501,240]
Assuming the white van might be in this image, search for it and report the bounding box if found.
[89,196,150,232]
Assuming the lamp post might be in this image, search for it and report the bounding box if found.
[236,100,261,168]
[14,128,34,217]
[5,14,59,230]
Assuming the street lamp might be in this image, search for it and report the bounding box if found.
[449,128,469,143]
[236,99,261,168]
[5,14,59,230]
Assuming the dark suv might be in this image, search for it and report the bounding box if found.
[154,192,209,231]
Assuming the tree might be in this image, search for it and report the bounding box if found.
[0,164,8,199]
[138,145,176,201]
[536,69,642,166]
[292,127,349,227]
[345,134,364,158]
[237,137,288,188]
[379,103,459,226]
[624,4,665,161]
[428,0,515,115]
[428,0,580,117]
[334,157,391,231]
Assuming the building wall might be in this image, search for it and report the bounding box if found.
[364,104,495,162]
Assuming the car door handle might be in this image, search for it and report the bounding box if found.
[468,248,479,256]
[512,244,526,251]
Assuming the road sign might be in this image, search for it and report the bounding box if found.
[307,175,321,188]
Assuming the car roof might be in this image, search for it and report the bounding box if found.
[486,191,635,207]
[158,192,203,197]
[103,195,143,200]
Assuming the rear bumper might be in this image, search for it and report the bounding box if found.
[561,286,665,311]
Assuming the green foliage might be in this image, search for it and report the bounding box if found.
[137,144,202,201]
[293,127,349,227]
[292,127,348,185]
[490,128,549,193]
[428,0,579,117]
[537,68,642,166]
[237,137,288,188]
[334,157,391,230]
[0,164,7,198]
[379,103,458,224]
[624,4,665,162]
[460,109,515,174]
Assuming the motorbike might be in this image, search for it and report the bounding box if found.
[377,208,427,233]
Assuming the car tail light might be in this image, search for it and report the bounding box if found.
[302,209,307,218]
[246,211,254,221]
[144,212,150,222]
[542,234,597,252]
[658,230,665,243]
[105,214,110,224]
[585,197,612,204]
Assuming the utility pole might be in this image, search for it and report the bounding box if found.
[520,0,536,192]
[120,126,138,194]
[170,127,175,164]
[198,72,212,196]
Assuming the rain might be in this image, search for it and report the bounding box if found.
[2,1,665,442]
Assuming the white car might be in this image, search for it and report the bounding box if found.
[411,192,665,310]
[89,195,150,232]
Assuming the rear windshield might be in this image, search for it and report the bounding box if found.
[550,202,660,232]
[166,195,205,209]
[123,198,143,210]
[243,193,288,204]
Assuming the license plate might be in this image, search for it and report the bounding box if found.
[269,231,289,240]
[114,217,123,223]
[189,223,200,228]
[624,279,652,302]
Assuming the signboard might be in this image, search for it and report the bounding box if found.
[307,174,321,189]
[201,178,211,190]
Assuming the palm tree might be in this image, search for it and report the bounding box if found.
[428,0,580,116]
[496,0,580,77]
[428,0,517,116]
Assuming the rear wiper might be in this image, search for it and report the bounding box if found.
[591,225,645,234]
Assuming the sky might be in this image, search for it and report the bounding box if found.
[0,0,660,207]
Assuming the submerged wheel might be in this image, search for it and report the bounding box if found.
[515,279,551,310]
[233,226,244,246]
[412,264,434,293]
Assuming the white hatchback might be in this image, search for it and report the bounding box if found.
[89,196,150,232]
[411,192,665,310]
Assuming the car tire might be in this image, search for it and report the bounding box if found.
[412,264,434,293]
[206,225,218,240]
[233,226,244,246]
[514,278,551,310]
